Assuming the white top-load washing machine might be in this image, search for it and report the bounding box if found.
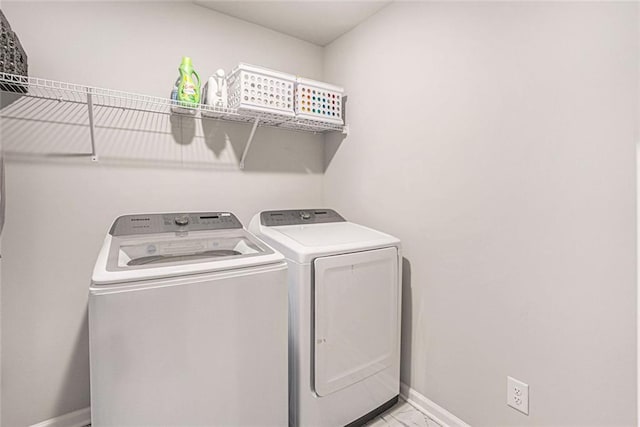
[90,212,288,427]
[249,209,402,427]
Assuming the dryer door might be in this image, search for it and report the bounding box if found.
[313,246,399,397]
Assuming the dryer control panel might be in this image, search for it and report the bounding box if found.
[110,212,243,236]
[261,209,345,226]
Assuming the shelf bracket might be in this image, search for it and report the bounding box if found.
[239,117,260,170]
[86,88,98,162]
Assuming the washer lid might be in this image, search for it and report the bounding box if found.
[253,220,400,264]
[277,222,388,247]
[109,229,270,270]
[92,213,284,285]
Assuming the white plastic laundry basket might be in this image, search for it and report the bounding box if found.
[227,63,295,117]
[294,77,344,125]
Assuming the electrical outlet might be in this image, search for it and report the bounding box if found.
[507,376,529,415]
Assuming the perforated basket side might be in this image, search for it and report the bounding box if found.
[0,11,28,92]
[295,78,344,125]
[227,68,242,110]
[227,64,295,117]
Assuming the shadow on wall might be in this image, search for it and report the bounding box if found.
[400,257,413,386]
[0,96,325,174]
[323,129,346,173]
[54,307,91,416]
[1,92,21,110]
[323,95,347,172]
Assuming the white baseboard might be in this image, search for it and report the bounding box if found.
[30,407,91,427]
[400,382,471,427]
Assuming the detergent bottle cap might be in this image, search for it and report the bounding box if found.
[181,56,193,68]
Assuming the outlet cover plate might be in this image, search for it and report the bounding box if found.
[507,376,529,415]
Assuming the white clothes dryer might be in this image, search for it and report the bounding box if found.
[250,209,402,427]
[90,212,288,427]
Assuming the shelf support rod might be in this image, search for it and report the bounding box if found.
[86,88,98,162]
[239,117,260,170]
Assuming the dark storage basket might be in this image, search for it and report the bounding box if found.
[0,10,28,93]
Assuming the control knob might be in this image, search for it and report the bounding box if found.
[300,211,311,220]
[174,215,190,226]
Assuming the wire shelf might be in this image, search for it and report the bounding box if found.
[0,72,345,132]
[0,73,347,167]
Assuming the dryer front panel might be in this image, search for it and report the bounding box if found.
[313,246,399,397]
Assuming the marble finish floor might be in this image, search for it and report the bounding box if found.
[84,399,438,427]
[366,400,441,427]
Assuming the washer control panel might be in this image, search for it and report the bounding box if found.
[110,212,243,236]
[261,209,345,226]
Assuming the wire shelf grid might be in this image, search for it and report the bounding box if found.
[0,73,347,167]
[0,72,345,132]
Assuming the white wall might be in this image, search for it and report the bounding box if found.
[0,3,325,426]
[2,3,638,426]
[324,2,638,426]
